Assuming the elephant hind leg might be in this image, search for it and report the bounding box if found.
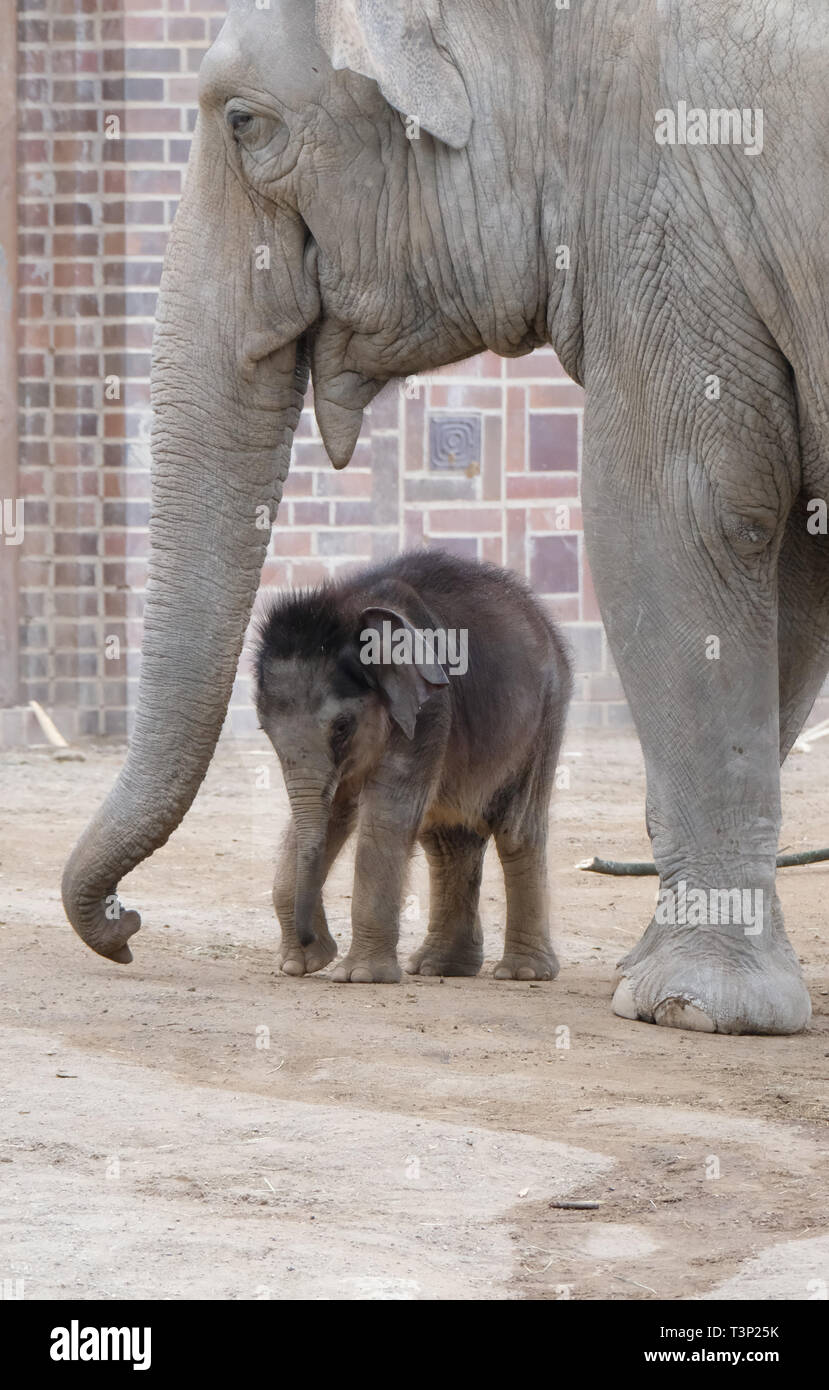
[492,826,559,981]
[406,825,487,977]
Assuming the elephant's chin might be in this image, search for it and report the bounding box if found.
[309,318,386,469]
[314,393,364,469]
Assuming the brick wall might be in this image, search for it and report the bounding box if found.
[8,0,629,748]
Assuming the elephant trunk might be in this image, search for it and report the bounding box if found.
[61,165,315,960]
[62,339,308,961]
[284,774,333,949]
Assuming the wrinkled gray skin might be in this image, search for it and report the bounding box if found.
[62,0,829,1033]
[255,551,571,983]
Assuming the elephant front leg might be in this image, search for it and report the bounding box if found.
[331,786,418,984]
[273,806,354,976]
[583,440,810,1035]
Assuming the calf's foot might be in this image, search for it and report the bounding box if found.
[330,952,402,983]
[276,932,337,978]
[406,931,483,977]
[493,946,559,981]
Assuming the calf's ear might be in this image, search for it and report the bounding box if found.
[357,605,449,739]
[315,0,473,150]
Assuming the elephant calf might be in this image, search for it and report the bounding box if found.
[254,550,572,983]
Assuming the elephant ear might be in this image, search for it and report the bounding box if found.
[358,605,449,739]
[315,0,473,150]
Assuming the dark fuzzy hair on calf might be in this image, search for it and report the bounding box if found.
[254,586,375,702]
[255,585,348,666]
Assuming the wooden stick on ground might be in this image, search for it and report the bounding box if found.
[577,849,829,876]
[28,700,69,748]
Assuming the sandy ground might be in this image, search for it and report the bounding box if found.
[1,728,827,1302]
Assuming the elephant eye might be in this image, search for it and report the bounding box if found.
[329,713,355,756]
[227,108,254,137]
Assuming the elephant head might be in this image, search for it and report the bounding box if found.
[62,0,559,960]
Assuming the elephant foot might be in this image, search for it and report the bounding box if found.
[612,920,811,1035]
[405,933,483,977]
[493,946,559,981]
[276,933,337,977]
[330,953,402,983]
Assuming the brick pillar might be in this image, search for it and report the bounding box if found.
[0,1,19,707]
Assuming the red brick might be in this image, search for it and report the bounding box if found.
[54,232,100,256]
[506,507,527,574]
[271,530,311,557]
[51,108,100,133]
[55,471,99,498]
[109,47,180,72]
[429,384,502,409]
[56,384,97,409]
[52,78,97,102]
[20,50,47,76]
[288,561,331,586]
[118,107,183,134]
[19,323,50,349]
[427,508,501,534]
[529,412,580,472]
[50,50,100,74]
[53,293,100,317]
[404,510,425,547]
[581,554,601,621]
[53,19,96,41]
[19,353,46,377]
[54,202,94,226]
[530,535,580,595]
[481,536,503,565]
[167,77,200,104]
[18,138,49,165]
[434,353,502,380]
[55,170,99,195]
[505,386,527,471]
[55,503,97,529]
[19,262,49,288]
[54,263,95,287]
[19,290,45,317]
[529,382,585,408]
[425,535,478,561]
[18,202,48,227]
[507,474,578,500]
[102,77,165,101]
[261,561,290,588]
[53,325,98,348]
[54,442,97,467]
[506,351,568,378]
[18,231,46,256]
[168,17,207,40]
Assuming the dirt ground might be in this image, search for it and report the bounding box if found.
[1,728,827,1301]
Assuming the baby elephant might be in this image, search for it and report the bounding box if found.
[254,550,571,983]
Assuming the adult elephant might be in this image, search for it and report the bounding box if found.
[62,0,827,1034]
